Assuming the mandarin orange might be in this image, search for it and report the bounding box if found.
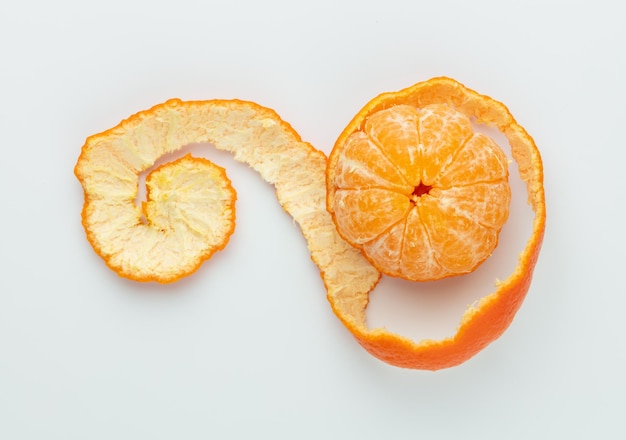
[328,103,511,281]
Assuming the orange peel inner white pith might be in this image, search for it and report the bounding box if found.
[75,77,545,370]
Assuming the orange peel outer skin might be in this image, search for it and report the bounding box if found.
[326,77,546,370]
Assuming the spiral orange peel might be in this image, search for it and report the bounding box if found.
[74,99,333,282]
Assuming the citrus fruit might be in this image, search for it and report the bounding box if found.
[322,77,545,369]
[75,78,545,370]
[327,102,511,281]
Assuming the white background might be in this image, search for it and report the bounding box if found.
[1,0,624,438]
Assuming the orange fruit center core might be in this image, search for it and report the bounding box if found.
[329,103,512,281]
[411,182,432,202]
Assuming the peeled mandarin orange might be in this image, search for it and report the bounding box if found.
[328,102,511,281]
[322,77,546,369]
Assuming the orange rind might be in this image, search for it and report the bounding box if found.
[75,99,335,283]
[75,77,544,370]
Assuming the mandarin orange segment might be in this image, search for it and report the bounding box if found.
[417,195,497,274]
[430,182,511,229]
[436,132,509,188]
[418,103,474,185]
[323,76,545,370]
[360,218,406,277]
[332,188,411,244]
[400,208,448,280]
[364,105,422,185]
[332,131,412,193]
